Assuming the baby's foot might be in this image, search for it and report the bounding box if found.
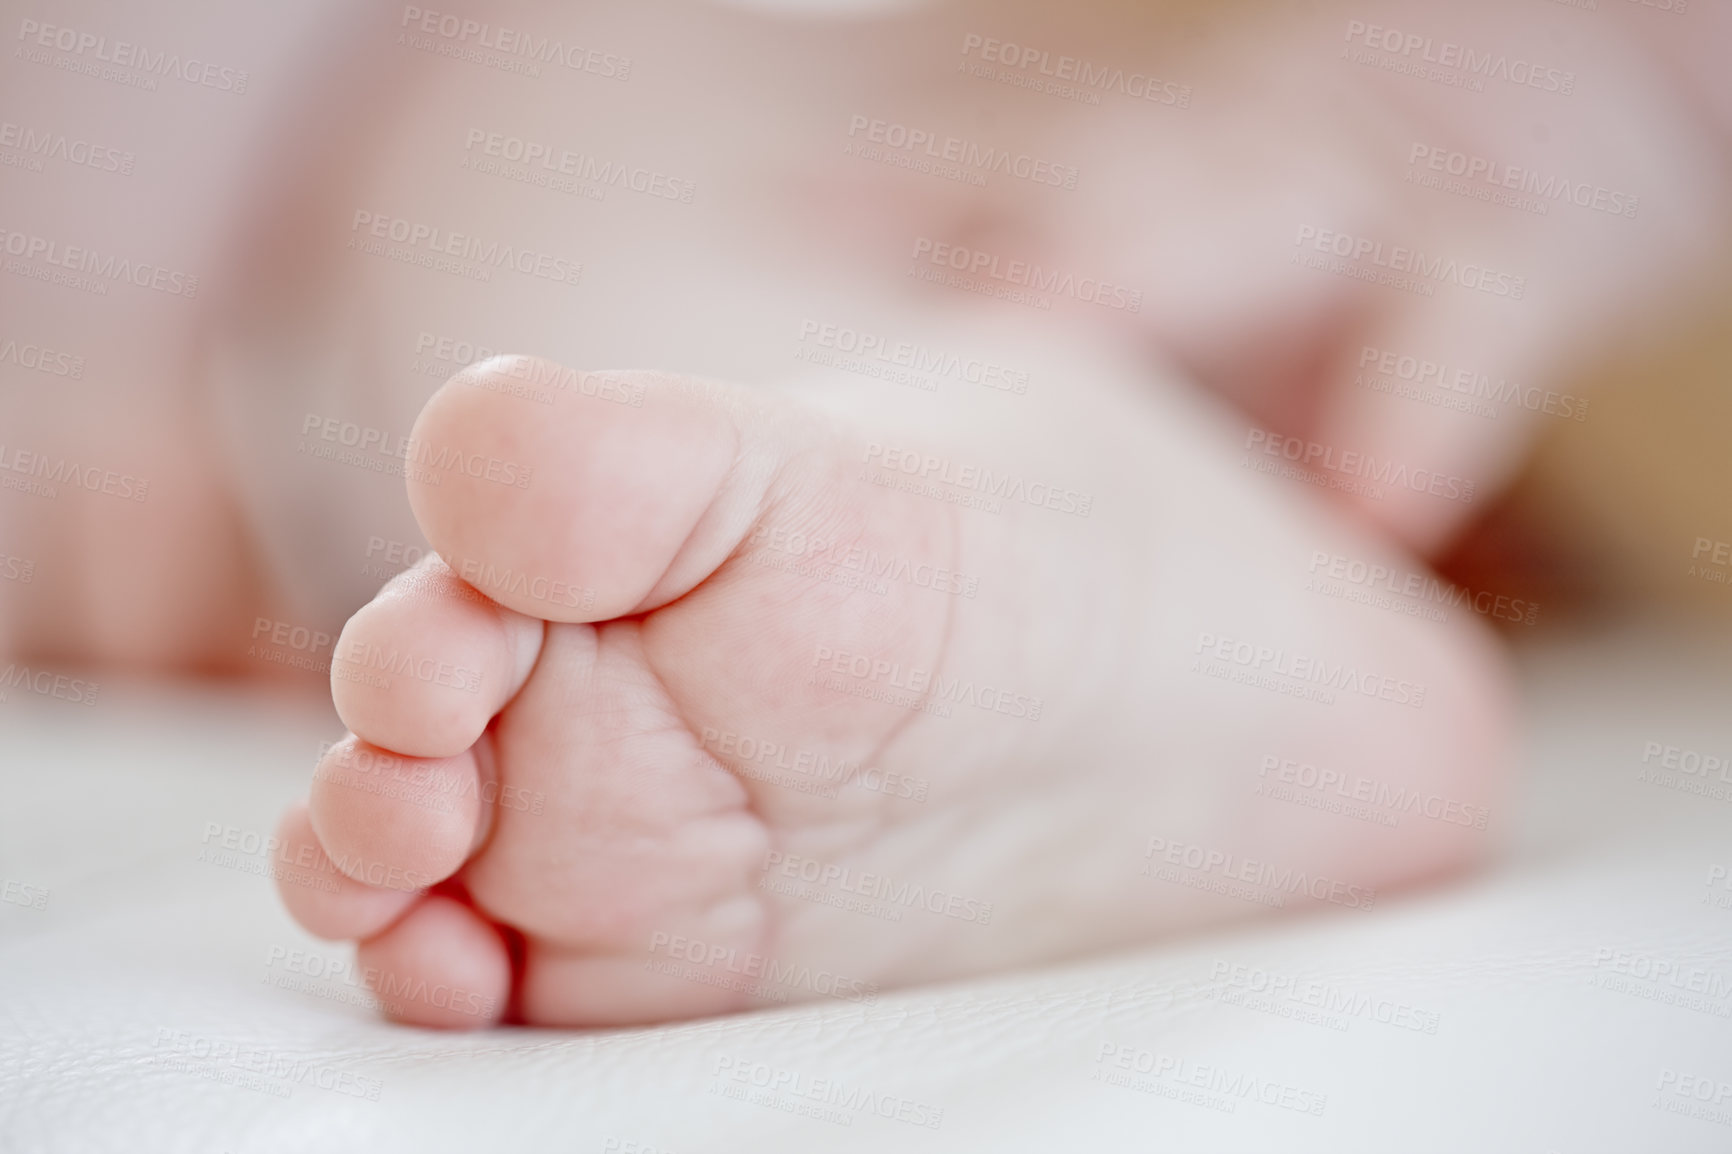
[275,353,1508,1028]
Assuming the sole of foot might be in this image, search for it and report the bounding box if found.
[275,350,1509,1028]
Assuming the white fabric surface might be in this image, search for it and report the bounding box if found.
[3,623,1731,1152]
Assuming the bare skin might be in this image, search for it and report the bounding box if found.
[277,344,1507,1027]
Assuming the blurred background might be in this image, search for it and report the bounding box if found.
[1,0,1729,681]
[1446,276,1732,629]
[4,0,1732,1147]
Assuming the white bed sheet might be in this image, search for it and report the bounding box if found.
[3,623,1730,1152]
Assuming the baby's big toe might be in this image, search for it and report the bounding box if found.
[405,360,757,624]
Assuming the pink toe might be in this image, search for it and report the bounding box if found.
[272,803,418,940]
[357,895,511,1029]
[307,735,484,892]
[333,556,543,760]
